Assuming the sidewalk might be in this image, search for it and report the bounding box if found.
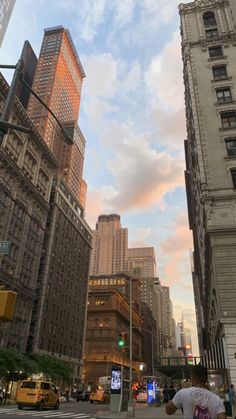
[95,404,183,419]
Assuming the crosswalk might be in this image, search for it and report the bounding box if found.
[0,408,96,418]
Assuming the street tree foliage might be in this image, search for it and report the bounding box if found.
[0,349,72,383]
[29,354,72,383]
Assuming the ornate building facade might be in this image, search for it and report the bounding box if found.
[179,0,236,384]
[84,274,142,387]
[0,74,58,351]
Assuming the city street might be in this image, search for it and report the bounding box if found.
[0,403,184,419]
[0,401,109,419]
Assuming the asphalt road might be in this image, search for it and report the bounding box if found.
[0,401,110,419]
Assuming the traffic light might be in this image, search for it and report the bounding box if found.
[187,354,194,365]
[0,290,17,321]
[118,333,125,348]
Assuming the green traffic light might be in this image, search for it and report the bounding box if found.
[118,334,125,347]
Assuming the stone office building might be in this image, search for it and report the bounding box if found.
[0,73,58,351]
[27,176,92,382]
[179,0,236,384]
[84,274,142,387]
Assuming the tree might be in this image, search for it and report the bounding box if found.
[28,354,72,383]
[0,349,72,384]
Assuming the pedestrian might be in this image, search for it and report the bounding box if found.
[165,365,226,419]
[162,385,169,403]
[168,384,176,400]
[228,384,236,418]
[0,389,3,405]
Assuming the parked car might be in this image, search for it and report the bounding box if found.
[89,389,110,404]
[136,390,147,403]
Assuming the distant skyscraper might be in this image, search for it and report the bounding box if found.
[128,247,156,278]
[28,26,86,206]
[90,214,128,275]
[128,247,157,317]
[0,0,15,47]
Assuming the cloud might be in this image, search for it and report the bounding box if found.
[85,185,117,227]
[157,212,193,293]
[129,226,152,248]
[160,213,192,255]
[83,53,118,98]
[121,60,142,92]
[99,120,185,212]
[83,97,119,124]
[145,31,184,111]
[68,0,107,42]
[144,30,186,150]
[113,0,135,26]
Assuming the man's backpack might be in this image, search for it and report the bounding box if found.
[193,405,211,419]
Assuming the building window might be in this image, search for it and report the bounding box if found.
[221,112,236,129]
[231,169,236,188]
[206,28,218,40]
[225,139,236,157]
[213,65,227,81]
[216,88,232,104]
[209,46,223,58]
[203,11,217,27]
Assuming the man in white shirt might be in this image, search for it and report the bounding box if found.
[166,365,226,419]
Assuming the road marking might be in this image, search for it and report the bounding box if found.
[0,409,94,418]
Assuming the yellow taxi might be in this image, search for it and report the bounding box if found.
[16,379,59,410]
[89,389,110,404]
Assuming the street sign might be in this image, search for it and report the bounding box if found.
[0,241,12,255]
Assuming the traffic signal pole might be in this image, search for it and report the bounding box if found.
[127,276,134,417]
[0,60,30,146]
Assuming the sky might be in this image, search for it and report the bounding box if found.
[0,0,199,355]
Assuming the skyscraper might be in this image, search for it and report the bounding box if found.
[28,26,86,206]
[0,0,15,47]
[128,247,156,278]
[26,27,92,382]
[128,247,157,321]
[90,214,128,275]
[179,0,236,383]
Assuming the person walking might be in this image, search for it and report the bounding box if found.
[168,384,176,401]
[0,389,3,405]
[165,365,226,419]
[162,385,169,403]
[228,384,236,418]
